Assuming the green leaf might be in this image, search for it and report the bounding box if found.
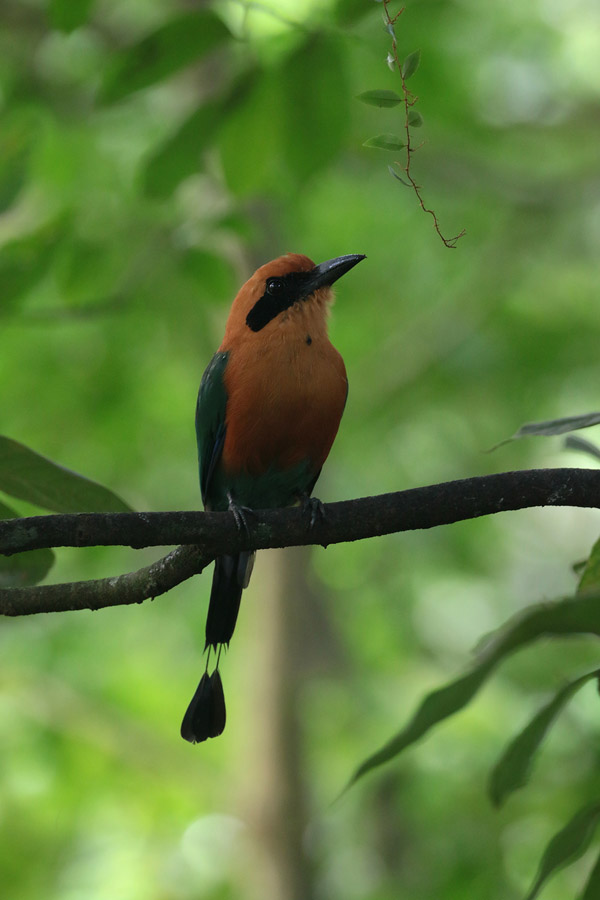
[143,102,223,199]
[564,435,600,462]
[143,69,257,199]
[363,134,405,151]
[578,536,600,596]
[348,593,600,786]
[356,89,404,108]
[349,664,495,786]
[218,69,281,197]
[580,848,600,900]
[0,436,132,513]
[407,109,423,127]
[100,11,231,103]
[0,546,55,587]
[401,50,421,80]
[525,801,600,900]
[489,671,599,807]
[0,498,55,586]
[0,109,41,213]
[48,0,95,32]
[0,499,17,518]
[388,164,410,186]
[332,0,374,26]
[281,35,350,182]
[0,218,69,312]
[491,412,600,451]
[519,412,600,437]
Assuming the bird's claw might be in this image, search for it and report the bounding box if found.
[302,495,326,529]
[227,491,256,534]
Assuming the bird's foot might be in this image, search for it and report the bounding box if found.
[301,494,326,529]
[227,491,256,534]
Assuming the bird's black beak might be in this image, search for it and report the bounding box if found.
[308,254,366,292]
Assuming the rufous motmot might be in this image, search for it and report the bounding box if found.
[181,252,365,743]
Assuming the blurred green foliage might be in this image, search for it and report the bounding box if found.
[1,0,600,898]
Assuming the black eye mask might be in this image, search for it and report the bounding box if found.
[246,271,314,332]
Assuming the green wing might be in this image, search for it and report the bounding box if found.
[195,351,229,508]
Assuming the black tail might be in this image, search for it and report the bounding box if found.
[180,551,255,744]
[205,551,255,649]
[180,670,226,743]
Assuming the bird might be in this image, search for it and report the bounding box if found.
[180,251,365,743]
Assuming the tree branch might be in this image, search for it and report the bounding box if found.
[1,468,599,616]
[0,545,211,615]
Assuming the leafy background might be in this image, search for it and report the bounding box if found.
[1,0,600,898]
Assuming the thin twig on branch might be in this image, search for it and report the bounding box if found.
[1,468,599,616]
[383,0,466,248]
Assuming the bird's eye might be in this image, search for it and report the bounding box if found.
[266,278,284,295]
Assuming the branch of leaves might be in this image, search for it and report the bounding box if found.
[347,552,600,899]
[357,50,421,183]
[0,435,131,587]
[346,408,600,895]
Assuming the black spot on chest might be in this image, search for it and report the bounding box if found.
[306,334,312,346]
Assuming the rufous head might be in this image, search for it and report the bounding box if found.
[222,252,365,341]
